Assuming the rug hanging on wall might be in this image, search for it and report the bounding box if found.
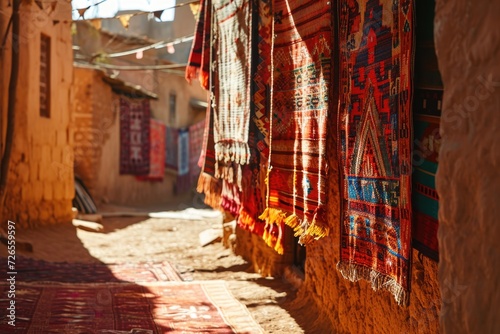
[185,0,211,89]
[238,0,272,248]
[189,119,206,185]
[137,119,166,182]
[176,129,191,193]
[260,0,333,247]
[165,126,179,172]
[337,0,414,306]
[119,97,151,175]
[0,281,264,333]
[412,89,441,261]
[211,0,252,187]
[197,105,223,209]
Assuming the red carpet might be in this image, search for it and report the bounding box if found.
[2,257,183,283]
[0,281,263,333]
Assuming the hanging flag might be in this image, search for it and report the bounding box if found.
[118,14,134,29]
[35,0,43,10]
[189,3,201,19]
[153,10,164,21]
[89,18,102,30]
[77,6,90,19]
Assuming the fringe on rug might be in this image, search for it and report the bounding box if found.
[259,208,286,254]
[282,208,330,245]
[237,209,265,236]
[336,262,410,306]
[215,141,251,165]
[221,181,241,216]
[215,162,243,190]
[197,172,222,210]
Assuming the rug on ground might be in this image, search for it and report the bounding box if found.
[0,281,264,333]
[1,257,183,283]
[260,0,333,248]
[337,0,414,305]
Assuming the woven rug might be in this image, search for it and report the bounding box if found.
[189,119,206,185]
[260,0,332,248]
[237,0,271,247]
[165,126,178,172]
[337,0,414,306]
[185,0,211,90]
[412,89,441,261]
[197,105,223,210]
[211,0,253,185]
[138,119,166,182]
[0,281,263,333]
[1,257,183,283]
[119,97,151,175]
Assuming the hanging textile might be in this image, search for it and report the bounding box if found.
[165,126,179,172]
[211,0,253,186]
[197,105,223,210]
[337,0,414,306]
[237,0,272,248]
[189,119,206,185]
[186,0,211,89]
[412,89,441,261]
[137,119,166,182]
[260,0,333,247]
[119,97,150,175]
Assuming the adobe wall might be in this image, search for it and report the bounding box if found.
[1,2,74,228]
[237,141,441,333]
[434,1,500,332]
[72,67,178,207]
[151,71,208,128]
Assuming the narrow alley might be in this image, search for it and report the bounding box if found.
[1,198,329,333]
[1,0,500,333]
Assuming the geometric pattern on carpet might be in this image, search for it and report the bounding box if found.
[1,257,183,283]
[0,281,264,333]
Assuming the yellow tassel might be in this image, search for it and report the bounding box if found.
[284,214,299,229]
[258,207,270,221]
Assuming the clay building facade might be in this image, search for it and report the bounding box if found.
[0,1,74,228]
[72,14,207,207]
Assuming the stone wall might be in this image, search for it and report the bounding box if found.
[1,2,74,228]
[434,1,500,332]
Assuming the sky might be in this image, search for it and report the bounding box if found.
[72,0,176,21]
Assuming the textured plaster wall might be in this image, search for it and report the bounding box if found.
[1,2,74,228]
[151,72,208,129]
[434,1,500,332]
[72,67,177,207]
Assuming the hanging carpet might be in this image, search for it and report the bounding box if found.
[260,0,333,247]
[119,97,151,176]
[337,0,414,306]
[137,119,166,182]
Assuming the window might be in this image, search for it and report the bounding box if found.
[40,34,51,118]
[169,93,176,125]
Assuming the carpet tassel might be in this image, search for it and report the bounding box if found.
[336,262,409,306]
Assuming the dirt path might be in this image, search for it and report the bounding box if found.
[1,207,317,333]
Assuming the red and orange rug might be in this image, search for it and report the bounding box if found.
[0,281,263,333]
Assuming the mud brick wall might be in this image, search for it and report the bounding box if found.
[1,2,74,228]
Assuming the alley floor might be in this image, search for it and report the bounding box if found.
[1,200,332,333]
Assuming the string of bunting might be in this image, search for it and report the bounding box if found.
[74,0,200,25]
